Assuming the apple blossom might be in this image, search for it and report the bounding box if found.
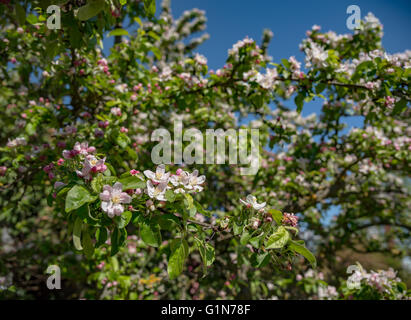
[99,182,132,218]
[240,194,266,210]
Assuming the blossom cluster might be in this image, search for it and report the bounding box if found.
[144,164,206,201]
[347,266,405,297]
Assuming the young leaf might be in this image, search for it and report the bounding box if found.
[140,220,161,247]
[82,228,94,259]
[111,227,120,256]
[289,240,317,268]
[118,175,145,190]
[116,211,132,229]
[73,217,83,251]
[77,0,105,21]
[65,185,96,213]
[266,226,289,249]
[194,238,215,275]
[95,227,108,247]
[167,239,189,279]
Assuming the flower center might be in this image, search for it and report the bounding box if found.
[112,195,121,204]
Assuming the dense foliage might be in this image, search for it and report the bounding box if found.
[0,0,410,300]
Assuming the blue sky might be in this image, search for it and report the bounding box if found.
[170,0,411,70]
[168,0,411,120]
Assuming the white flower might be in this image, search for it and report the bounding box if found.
[170,171,189,187]
[194,53,207,65]
[144,164,170,184]
[160,66,172,81]
[6,137,27,148]
[186,170,206,192]
[100,182,132,218]
[240,194,266,210]
[147,180,168,201]
[305,42,328,68]
[76,155,106,180]
[255,68,278,89]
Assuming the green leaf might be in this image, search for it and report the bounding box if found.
[315,83,326,94]
[266,226,289,249]
[108,28,129,37]
[268,209,283,225]
[118,175,145,190]
[155,214,180,231]
[289,240,317,268]
[26,13,38,25]
[165,189,176,202]
[73,217,83,251]
[95,227,108,247]
[167,239,188,279]
[65,185,96,213]
[250,233,264,249]
[15,4,26,26]
[117,211,132,229]
[232,222,243,236]
[91,173,103,193]
[116,133,130,149]
[240,231,251,245]
[184,194,196,217]
[194,238,215,275]
[392,98,407,115]
[111,227,120,256]
[77,0,105,21]
[281,58,291,69]
[82,228,94,258]
[295,92,305,113]
[143,0,156,18]
[250,252,270,268]
[140,220,161,247]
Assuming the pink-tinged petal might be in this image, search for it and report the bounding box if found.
[246,194,255,203]
[101,200,110,213]
[197,175,206,184]
[62,150,72,159]
[120,192,132,204]
[113,204,124,216]
[107,207,115,218]
[113,182,123,193]
[254,202,266,210]
[157,182,168,192]
[100,190,111,201]
[54,181,65,189]
[102,185,112,193]
[157,164,165,175]
[144,170,155,180]
[191,170,199,178]
[73,142,81,151]
[147,180,155,198]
